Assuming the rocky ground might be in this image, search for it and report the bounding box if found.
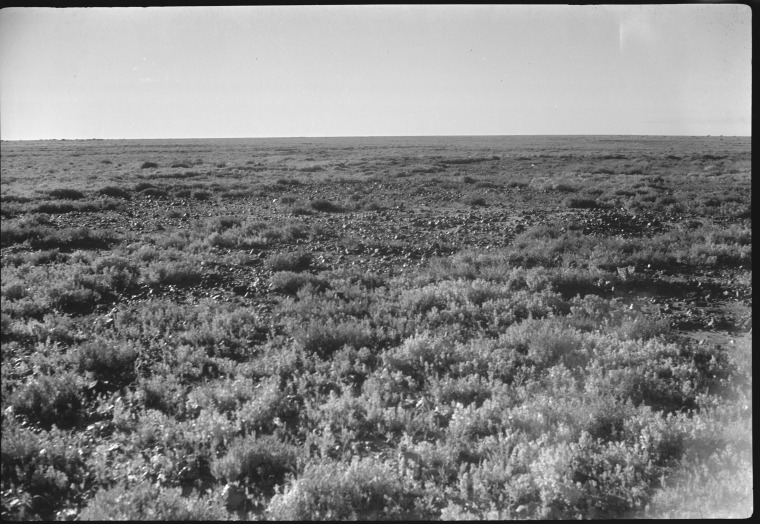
[1,135,751,345]
[11,178,748,346]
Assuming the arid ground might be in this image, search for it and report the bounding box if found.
[1,135,751,519]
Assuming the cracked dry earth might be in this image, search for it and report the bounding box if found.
[1,135,752,347]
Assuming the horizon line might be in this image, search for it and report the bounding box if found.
[1,133,751,142]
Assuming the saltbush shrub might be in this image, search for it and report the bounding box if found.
[267,457,422,520]
[270,271,328,296]
[264,251,312,272]
[565,197,598,208]
[193,190,212,200]
[46,188,86,200]
[142,261,203,287]
[74,338,140,390]
[97,185,131,199]
[212,434,298,495]
[310,199,343,213]
[9,372,84,429]
[79,483,228,521]
[291,317,374,359]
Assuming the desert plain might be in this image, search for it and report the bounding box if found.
[0,135,752,519]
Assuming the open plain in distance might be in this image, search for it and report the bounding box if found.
[1,135,752,519]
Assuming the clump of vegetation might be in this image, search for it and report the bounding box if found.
[264,251,312,272]
[46,188,85,200]
[277,178,304,187]
[270,271,328,295]
[140,161,159,169]
[78,483,228,521]
[564,196,598,208]
[268,458,424,520]
[97,186,131,199]
[139,187,169,199]
[8,371,84,430]
[193,190,212,201]
[310,199,344,213]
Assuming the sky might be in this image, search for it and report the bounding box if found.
[0,5,751,140]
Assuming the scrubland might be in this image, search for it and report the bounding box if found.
[0,135,752,519]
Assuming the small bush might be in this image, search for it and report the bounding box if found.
[291,318,374,359]
[277,178,304,187]
[9,372,84,429]
[565,197,599,209]
[74,339,140,390]
[270,271,328,295]
[139,187,169,198]
[79,483,228,521]
[554,182,579,193]
[310,199,343,213]
[45,286,102,314]
[212,434,298,495]
[292,206,314,216]
[143,261,204,287]
[46,188,85,200]
[267,457,421,520]
[264,251,312,272]
[193,190,212,201]
[140,161,159,169]
[97,186,131,199]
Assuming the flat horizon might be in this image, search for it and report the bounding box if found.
[1,133,751,142]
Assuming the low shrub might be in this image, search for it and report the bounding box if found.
[139,187,168,199]
[1,421,89,519]
[140,161,159,169]
[46,188,85,200]
[97,186,131,199]
[74,339,140,390]
[212,434,298,495]
[267,457,423,520]
[291,317,374,359]
[277,178,304,187]
[565,197,598,208]
[310,199,343,213]
[292,206,315,216]
[9,372,84,430]
[79,483,228,521]
[45,285,102,315]
[264,251,312,272]
[270,272,328,295]
[142,261,204,287]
